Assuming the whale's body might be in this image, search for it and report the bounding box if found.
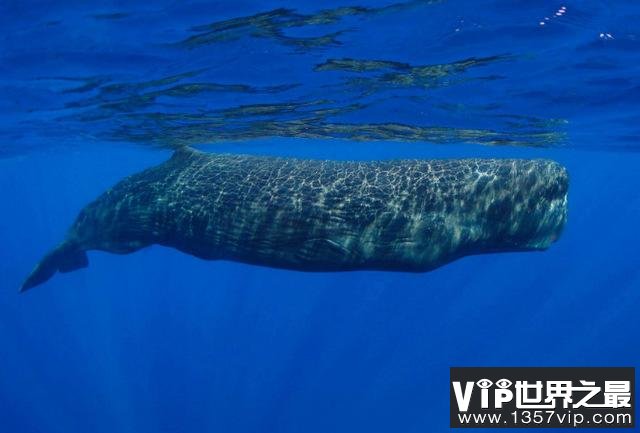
[21,148,568,291]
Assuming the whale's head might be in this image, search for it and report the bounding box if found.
[520,160,568,249]
[477,159,569,253]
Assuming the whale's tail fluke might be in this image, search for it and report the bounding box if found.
[20,242,88,292]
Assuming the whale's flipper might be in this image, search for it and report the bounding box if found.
[20,243,88,292]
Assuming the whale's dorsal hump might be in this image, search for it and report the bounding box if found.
[170,146,201,162]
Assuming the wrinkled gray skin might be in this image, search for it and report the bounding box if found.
[21,148,568,291]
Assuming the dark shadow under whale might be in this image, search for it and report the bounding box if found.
[21,148,568,291]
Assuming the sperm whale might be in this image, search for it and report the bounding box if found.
[21,148,568,291]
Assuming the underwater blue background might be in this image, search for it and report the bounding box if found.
[1,1,639,432]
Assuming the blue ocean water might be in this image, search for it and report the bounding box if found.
[1,0,639,432]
